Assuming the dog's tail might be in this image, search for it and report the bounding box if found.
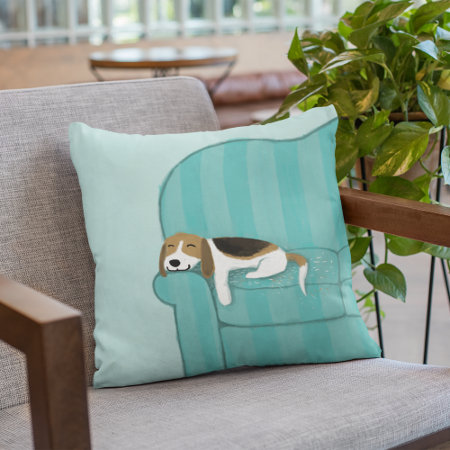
[286,253,308,296]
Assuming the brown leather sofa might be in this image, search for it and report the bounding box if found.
[206,71,307,128]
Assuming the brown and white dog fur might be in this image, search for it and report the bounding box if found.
[159,233,308,306]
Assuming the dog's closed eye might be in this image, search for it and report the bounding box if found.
[168,244,175,248]
[187,244,196,248]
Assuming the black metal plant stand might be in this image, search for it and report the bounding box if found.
[359,157,384,358]
[359,127,450,363]
[423,127,450,364]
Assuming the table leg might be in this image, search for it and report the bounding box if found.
[90,64,105,82]
[153,68,180,77]
[207,59,237,97]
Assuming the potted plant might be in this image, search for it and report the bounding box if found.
[265,0,450,316]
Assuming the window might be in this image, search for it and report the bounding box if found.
[0,0,357,48]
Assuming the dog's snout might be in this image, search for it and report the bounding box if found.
[169,259,181,267]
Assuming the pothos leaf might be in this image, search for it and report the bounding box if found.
[356,111,393,157]
[414,40,440,61]
[319,50,386,73]
[349,237,372,263]
[335,120,358,182]
[369,176,425,200]
[364,263,407,302]
[372,122,432,176]
[417,82,450,127]
[387,235,425,256]
[423,244,450,260]
[410,0,450,34]
[288,28,309,77]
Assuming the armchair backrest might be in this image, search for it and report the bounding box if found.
[0,77,219,409]
[160,138,348,251]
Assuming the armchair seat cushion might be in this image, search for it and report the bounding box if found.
[2,359,449,449]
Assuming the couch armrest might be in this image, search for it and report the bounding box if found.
[340,187,450,247]
[0,275,91,450]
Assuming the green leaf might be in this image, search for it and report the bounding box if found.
[378,80,401,111]
[348,22,383,49]
[355,76,380,113]
[442,146,450,185]
[350,1,375,28]
[387,235,425,256]
[417,82,450,127]
[423,244,450,259]
[335,120,359,182]
[349,237,372,263]
[268,77,326,119]
[319,50,386,73]
[373,35,397,64]
[329,77,379,119]
[412,172,432,202]
[364,263,407,301]
[356,111,393,157]
[347,225,368,237]
[436,27,450,41]
[369,176,425,200]
[414,40,440,60]
[261,111,290,125]
[297,93,324,112]
[288,28,309,77]
[416,22,438,36]
[372,122,433,176]
[348,1,411,48]
[329,87,359,119]
[338,19,353,40]
[410,0,450,34]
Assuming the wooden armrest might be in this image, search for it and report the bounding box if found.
[340,187,450,247]
[0,275,91,450]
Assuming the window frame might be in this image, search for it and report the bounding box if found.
[0,0,346,47]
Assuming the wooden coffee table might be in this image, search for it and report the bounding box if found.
[89,46,238,95]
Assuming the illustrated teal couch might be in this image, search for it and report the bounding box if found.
[154,137,372,377]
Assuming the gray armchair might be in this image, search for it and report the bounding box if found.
[0,78,449,449]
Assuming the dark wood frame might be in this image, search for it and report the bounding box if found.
[0,277,91,449]
[0,188,449,450]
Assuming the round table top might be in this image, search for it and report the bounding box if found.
[89,46,238,69]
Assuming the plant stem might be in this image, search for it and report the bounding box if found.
[348,176,370,185]
[363,259,376,269]
[357,289,375,303]
[383,64,408,119]
[419,158,434,176]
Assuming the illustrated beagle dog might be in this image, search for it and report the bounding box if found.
[159,232,308,306]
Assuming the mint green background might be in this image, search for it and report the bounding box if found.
[70,106,380,388]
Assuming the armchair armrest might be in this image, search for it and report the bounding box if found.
[0,275,91,450]
[340,187,450,247]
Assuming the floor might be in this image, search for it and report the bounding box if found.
[353,185,450,367]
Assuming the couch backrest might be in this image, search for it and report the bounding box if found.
[0,77,220,409]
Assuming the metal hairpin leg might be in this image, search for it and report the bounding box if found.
[153,67,180,77]
[360,157,385,357]
[423,127,449,364]
[90,64,105,82]
[207,59,237,97]
[441,259,450,310]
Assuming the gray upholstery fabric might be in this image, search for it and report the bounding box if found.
[1,359,449,449]
[0,77,220,410]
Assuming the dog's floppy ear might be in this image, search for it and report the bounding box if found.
[159,243,167,277]
[201,239,214,278]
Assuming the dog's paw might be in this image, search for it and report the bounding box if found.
[217,291,232,306]
[245,271,258,279]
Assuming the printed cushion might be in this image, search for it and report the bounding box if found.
[70,105,380,388]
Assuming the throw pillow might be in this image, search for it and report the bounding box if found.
[70,105,381,388]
